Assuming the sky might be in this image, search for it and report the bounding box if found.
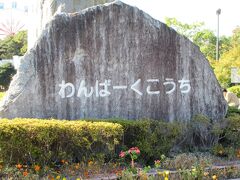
[121,0,240,36]
[0,0,239,37]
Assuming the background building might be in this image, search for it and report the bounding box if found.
[0,0,29,39]
[27,0,113,49]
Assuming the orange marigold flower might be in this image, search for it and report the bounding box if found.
[237,149,240,158]
[16,164,22,169]
[23,171,28,177]
[34,165,41,171]
[84,171,89,178]
[115,170,122,176]
[48,175,55,180]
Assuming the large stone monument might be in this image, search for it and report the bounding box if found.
[0,1,227,121]
[28,0,114,49]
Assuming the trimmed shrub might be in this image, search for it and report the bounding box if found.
[228,85,240,97]
[177,115,224,152]
[88,119,182,164]
[223,114,240,148]
[226,106,240,117]
[0,119,123,165]
[189,115,215,148]
[0,63,16,91]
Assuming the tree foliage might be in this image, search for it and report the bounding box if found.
[212,27,240,87]
[165,17,204,40]
[0,63,16,91]
[165,17,231,61]
[165,17,239,88]
[0,31,27,59]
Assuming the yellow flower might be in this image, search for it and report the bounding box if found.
[237,149,240,158]
[34,165,41,171]
[56,175,61,179]
[164,170,170,175]
[88,160,94,166]
[62,177,67,180]
[204,172,209,176]
[212,175,217,180]
[75,163,80,170]
[163,171,170,180]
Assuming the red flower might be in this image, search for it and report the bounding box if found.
[135,147,140,154]
[129,147,140,154]
[155,160,160,164]
[119,151,126,158]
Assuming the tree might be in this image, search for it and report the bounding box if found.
[165,17,204,40]
[164,17,240,88]
[0,30,27,59]
[0,63,16,91]
[165,17,231,61]
[212,27,240,87]
[231,26,240,47]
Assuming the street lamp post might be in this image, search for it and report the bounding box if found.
[216,8,221,61]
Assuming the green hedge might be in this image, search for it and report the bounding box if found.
[223,114,240,148]
[0,119,123,165]
[228,85,240,97]
[88,119,182,164]
[212,111,240,158]
[226,106,240,117]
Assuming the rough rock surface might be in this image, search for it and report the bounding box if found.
[0,1,227,121]
[28,0,114,49]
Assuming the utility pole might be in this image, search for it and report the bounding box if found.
[216,8,221,60]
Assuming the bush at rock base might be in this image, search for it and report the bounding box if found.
[87,119,183,164]
[228,85,240,97]
[0,119,123,165]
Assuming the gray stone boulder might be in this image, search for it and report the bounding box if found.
[0,1,227,121]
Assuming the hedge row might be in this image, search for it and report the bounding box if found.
[88,119,183,164]
[0,119,123,165]
[0,118,183,165]
[6,117,235,165]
